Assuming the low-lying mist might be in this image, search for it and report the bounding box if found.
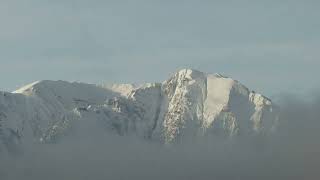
[1,93,320,180]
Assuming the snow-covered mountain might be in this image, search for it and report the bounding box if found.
[0,69,278,150]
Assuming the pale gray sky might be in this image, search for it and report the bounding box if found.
[0,0,319,96]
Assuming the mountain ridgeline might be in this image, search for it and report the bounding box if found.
[0,69,278,150]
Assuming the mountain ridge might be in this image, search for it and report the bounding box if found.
[0,69,278,151]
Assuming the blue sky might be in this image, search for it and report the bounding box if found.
[0,0,319,96]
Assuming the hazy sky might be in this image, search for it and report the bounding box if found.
[0,0,319,96]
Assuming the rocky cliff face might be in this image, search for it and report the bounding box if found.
[160,69,278,143]
[0,69,278,149]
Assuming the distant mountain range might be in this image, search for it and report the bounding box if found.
[0,69,278,152]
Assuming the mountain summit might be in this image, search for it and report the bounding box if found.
[0,69,278,149]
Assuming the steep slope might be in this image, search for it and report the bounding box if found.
[158,69,278,143]
[0,91,28,152]
[0,69,278,148]
[160,69,207,143]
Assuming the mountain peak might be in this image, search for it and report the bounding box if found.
[172,68,206,80]
[175,68,201,73]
